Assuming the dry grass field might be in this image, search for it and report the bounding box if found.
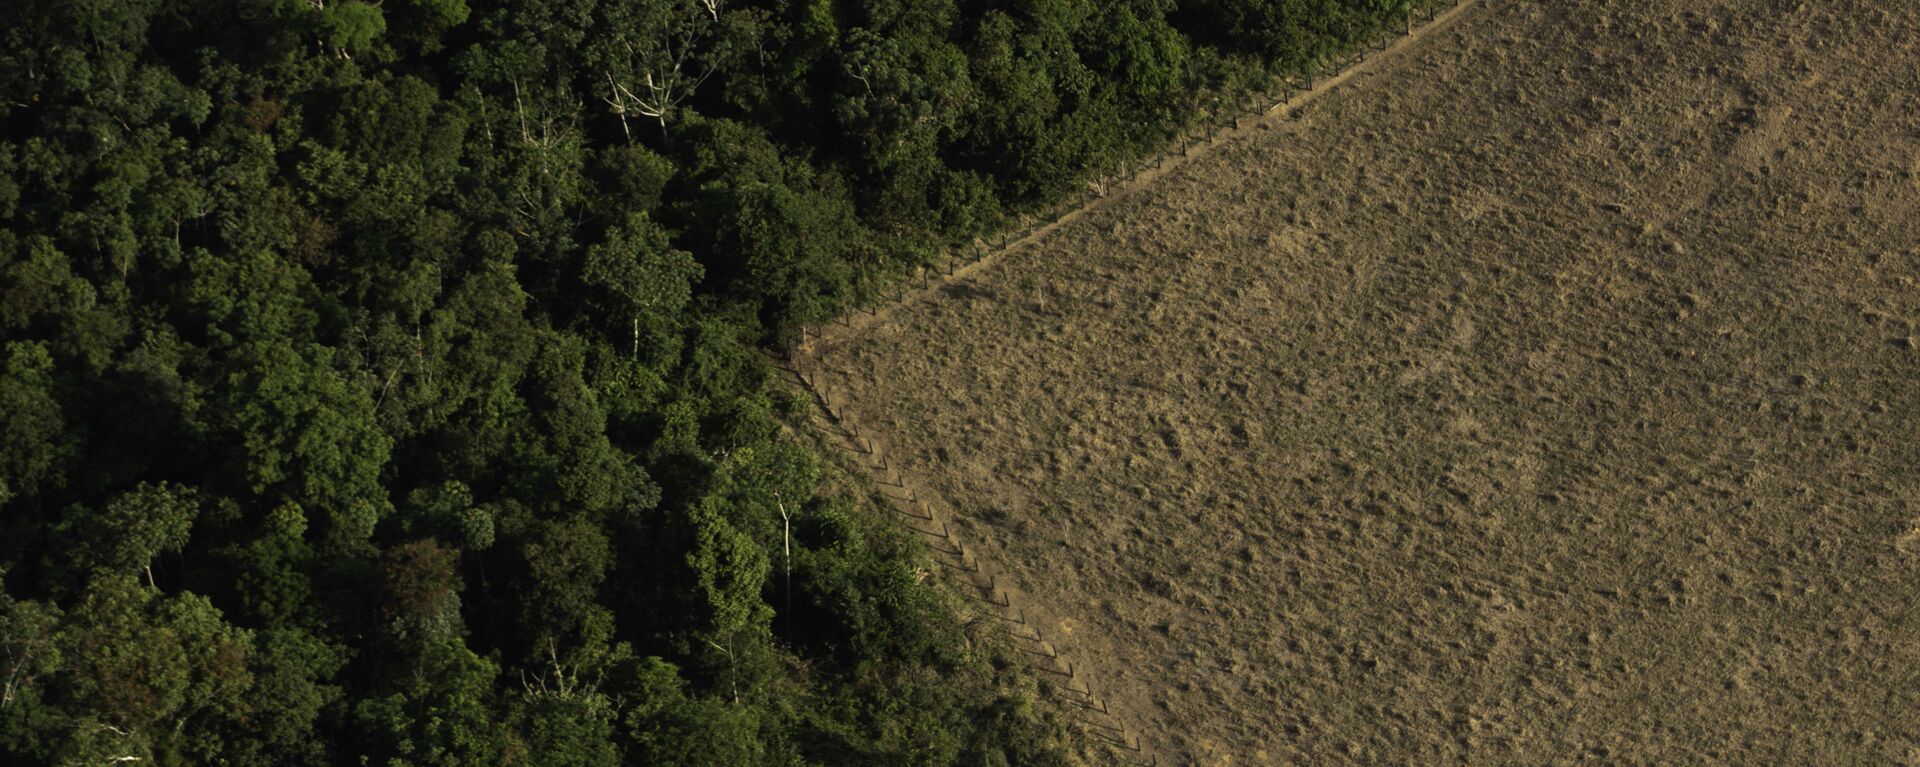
[804,0,1920,762]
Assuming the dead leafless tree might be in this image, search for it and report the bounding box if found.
[604,0,726,140]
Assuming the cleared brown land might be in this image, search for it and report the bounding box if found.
[805,0,1920,763]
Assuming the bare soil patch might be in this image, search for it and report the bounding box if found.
[807,0,1920,762]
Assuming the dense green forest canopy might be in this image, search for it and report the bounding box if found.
[0,0,1417,763]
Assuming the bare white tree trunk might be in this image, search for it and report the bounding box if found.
[602,1,726,136]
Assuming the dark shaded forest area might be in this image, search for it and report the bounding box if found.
[0,1,1416,763]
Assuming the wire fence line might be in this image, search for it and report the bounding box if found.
[775,3,1479,763]
[773,355,1156,762]
[791,0,1474,364]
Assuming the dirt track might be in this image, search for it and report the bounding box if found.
[806,0,1920,762]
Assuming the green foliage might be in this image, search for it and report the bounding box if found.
[619,656,765,767]
[56,483,198,582]
[349,641,504,766]
[223,628,344,766]
[0,342,67,505]
[0,0,1427,762]
[1172,0,1413,67]
[0,576,255,765]
[317,2,389,56]
[686,496,772,641]
[409,0,472,28]
[580,212,701,361]
[223,503,319,629]
[220,340,394,552]
[671,116,863,337]
[509,693,618,767]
